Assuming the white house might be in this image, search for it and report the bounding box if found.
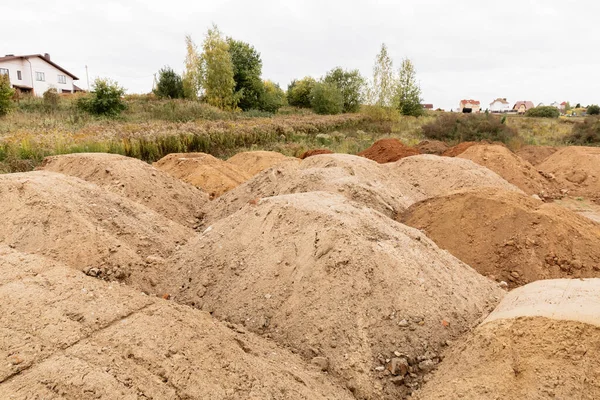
[489,98,511,113]
[0,53,79,96]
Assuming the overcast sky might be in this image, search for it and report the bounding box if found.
[2,0,599,110]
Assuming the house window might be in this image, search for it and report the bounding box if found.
[35,72,45,81]
[0,68,8,76]
[57,74,66,84]
[17,70,22,80]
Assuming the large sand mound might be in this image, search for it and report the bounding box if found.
[207,153,426,223]
[358,138,420,163]
[457,144,557,196]
[166,192,504,399]
[0,171,191,294]
[388,154,523,199]
[538,146,600,202]
[415,279,600,400]
[516,145,558,166]
[39,152,209,228]
[402,188,600,287]
[0,246,353,399]
[154,152,251,199]
[226,150,299,177]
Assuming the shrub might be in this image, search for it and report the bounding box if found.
[287,77,316,108]
[421,113,518,144]
[566,117,600,144]
[310,82,343,115]
[587,105,600,115]
[525,106,560,118]
[77,78,126,116]
[0,74,14,116]
[43,88,60,111]
[259,80,286,113]
[154,66,184,99]
[323,67,364,113]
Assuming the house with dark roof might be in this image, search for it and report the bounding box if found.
[489,98,510,113]
[513,101,535,114]
[459,99,480,113]
[0,53,79,96]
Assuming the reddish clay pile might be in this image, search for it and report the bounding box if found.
[441,141,479,157]
[358,138,420,163]
[299,148,334,159]
[415,140,449,155]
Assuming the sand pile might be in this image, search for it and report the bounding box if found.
[0,171,191,294]
[402,188,600,287]
[38,153,209,228]
[358,138,420,163]
[299,148,334,159]
[0,246,353,399]
[441,141,478,157]
[516,145,558,166]
[388,154,522,199]
[154,152,251,199]
[226,150,299,177]
[166,192,504,399]
[415,279,600,400]
[457,144,556,196]
[415,140,449,155]
[538,146,600,201]
[206,153,426,223]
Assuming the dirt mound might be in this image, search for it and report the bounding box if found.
[457,144,557,196]
[154,152,251,199]
[206,153,426,223]
[0,246,353,399]
[441,141,478,157]
[515,145,558,166]
[538,146,600,201]
[358,138,421,163]
[0,171,191,294]
[401,188,600,287]
[226,150,299,177]
[415,140,449,155]
[416,279,600,400]
[166,192,504,399]
[388,154,522,199]
[38,153,208,228]
[299,148,334,159]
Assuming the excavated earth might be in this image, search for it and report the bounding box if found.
[457,144,557,197]
[538,146,600,202]
[414,140,449,155]
[299,148,334,159]
[0,171,192,295]
[415,279,600,400]
[358,138,420,163]
[164,192,504,399]
[38,153,209,228]
[0,246,354,400]
[154,152,251,199]
[401,188,600,288]
[441,141,479,157]
[515,145,558,166]
[226,150,299,177]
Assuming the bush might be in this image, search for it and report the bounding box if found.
[287,77,316,108]
[154,66,184,99]
[0,74,14,116]
[422,113,518,144]
[587,105,600,115]
[77,78,126,116]
[525,106,560,118]
[310,82,343,115]
[43,88,60,111]
[566,117,600,144]
[259,80,286,113]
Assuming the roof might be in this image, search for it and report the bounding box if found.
[513,101,535,110]
[0,54,78,80]
[421,104,434,109]
[560,101,568,105]
[490,98,509,105]
[460,99,480,105]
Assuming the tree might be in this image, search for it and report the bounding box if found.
[77,78,126,116]
[576,103,582,108]
[259,80,286,113]
[323,67,364,113]
[227,38,264,111]
[182,35,201,100]
[368,43,395,107]
[0,74,14,116]
[154,66,184,99]
[394,58,423,117]
[199,24,237,110]
[310,82,343,115]
[587,104,600,115]
[287,77,316,108]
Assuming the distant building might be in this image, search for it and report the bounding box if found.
[459,99,481,113]
[0,53,79,96]
[421,103,434,110]
[513,101,535,114]
[489,98,511,113]
[560,101,568,112]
